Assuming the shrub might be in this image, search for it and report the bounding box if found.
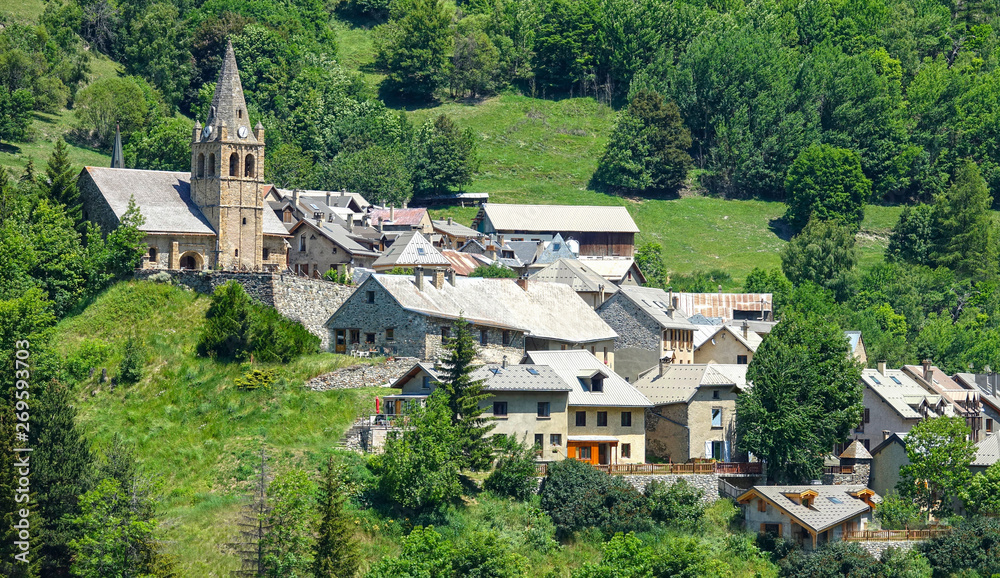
[875,492,925,530]
[468,263,517,278]
[484,435,538,501]
[539,459,650,537]
[919,517,1000,577]
[645,478,705,530]
[234,368,278,391]
[65,338,112,380]
[117,336,145,384]
[247,306,321,363]
[783,541,881,578]
[322,269,354,285]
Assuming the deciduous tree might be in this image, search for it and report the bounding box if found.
[781,219,858,298]
[784,144,870,233]
[413,115,478,196]
[376,0,451,101]
[897,416,975,516]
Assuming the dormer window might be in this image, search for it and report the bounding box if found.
[592,375,604,393]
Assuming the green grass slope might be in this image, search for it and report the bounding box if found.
[55,281,380,576]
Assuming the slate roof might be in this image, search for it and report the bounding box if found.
[862,368,945,420]
[740,485,877,534]
[389,362,442,389]
[440,250,493,276]
[693,325,762,352]
[839,440,873,460]
[529,258,618,294]
[470,364,573,392]
[274,188,369,210]
[633,364,749,405]
[372,232,451,270]
[202,40,258,145]
[339,275,617,344]
[504,241,543,265]
[524,350,652,408]
[973,433,1000,467]
[370,207,429,227]
[475,203,640,233]
[432,218,479,238]
[288,220,379,257]
[532,234,579,266]
[84,167,215,235]
[615,286,696,330]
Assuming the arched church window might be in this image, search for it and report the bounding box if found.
[244,154,255,178]
[197,154,205,177]
[229,153,239,177]
[209,154,216,176]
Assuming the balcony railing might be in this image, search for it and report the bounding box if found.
[533,461,762,477]
[823,465,855,475]
[843,529,950,542]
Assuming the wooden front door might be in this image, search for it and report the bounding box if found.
[335,330,346,353]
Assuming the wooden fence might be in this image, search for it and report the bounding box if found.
[843,529,950,542]
[534,462,762,477]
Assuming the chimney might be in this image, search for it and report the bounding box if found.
[883,430,891,441]
[502,355,508,369]
[348,217,354,233]
[448,217,454,225]
[672,296,679,312]
[877,360,887,376]
[516,276,528,291]
[390,206,395,221]
[742,320,749,339]
[599,283,605,306]
[326,192,332,205]
[433,269,445,290]
[378,218,384,233]
[446,269,456,286]
[659,355,671,377]
[992,373,997,398]
[414,266,424,290]
[718,284,722,294]
[292,188,301,211]
[922,359,932,381]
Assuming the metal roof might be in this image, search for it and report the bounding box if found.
[954,373,1000,412]
[973,433,1000,467]
[674,292,773,322]
[615,286,696,330]
[351,275,618,344]
[372,232,451,270]
[470,364,573,392]
[476,203,640,233]
[577,257,639,281]
[275,188,369,209]
[370,207,429,227]
[432,218,479,238]
[741,485,877,533]
[440,250,493,276]
[524,350,651,408]
[862,368,946,420]
[633,364,749,405]
[529,258,619,294]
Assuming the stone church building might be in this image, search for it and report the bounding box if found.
[79,41,290,271]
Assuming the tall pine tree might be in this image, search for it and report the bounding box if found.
[312,458,359,578]
[932,159,998,279]
[33,380,93,577]
[43,139,82,228]
[435,318,495,470]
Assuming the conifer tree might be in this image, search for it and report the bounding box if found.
[931,160,998,279]
[0,405,42,578]
[312,458,359,578]
[19,159,35,185]
[32,380,93,577]
[44,139,82,227]
[435,318,495,470]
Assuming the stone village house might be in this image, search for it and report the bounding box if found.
[79,41,290,271]
[383,350,651,465]
[323,270,617,363]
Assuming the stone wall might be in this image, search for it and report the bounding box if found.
[306,357,419,391]
[135,270,356,348]
[822,463,871,486]
[855,540,916,559]
[620,473,720,504]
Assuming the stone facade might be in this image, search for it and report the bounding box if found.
[621,473,720,503]
[693,328,755,365]
[822,463,871,486]
[136,270,355,348]
[326,276,525,362]
[598,292,693,382]
[305,357,418,391]
[287,221,377,277]
[645,384,739,463]
[856,541,916,559]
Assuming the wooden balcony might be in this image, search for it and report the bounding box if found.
[533,461,762,477]
[823,465,855,475]
[843,529,950,542]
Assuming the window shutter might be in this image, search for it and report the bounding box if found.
[723,441,731,462]
[705,441,712,459]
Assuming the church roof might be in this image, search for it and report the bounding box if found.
[202,40,257,144]
[82,167,290,237]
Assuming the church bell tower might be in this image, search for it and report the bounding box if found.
[190,39,266,271]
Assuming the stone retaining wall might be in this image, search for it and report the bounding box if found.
[855,540,916,559]
[136,270,357,349]
[306,357,419,391]
[620,473,720,503]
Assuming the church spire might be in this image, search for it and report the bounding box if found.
[202,39,256,143]
[110,123,124,168]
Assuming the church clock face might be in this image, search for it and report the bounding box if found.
[237,126,249,138]
[202,125,212,139]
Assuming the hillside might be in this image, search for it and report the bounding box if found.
[54,281,383,576]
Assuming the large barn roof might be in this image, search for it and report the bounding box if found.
[475,203,640,233]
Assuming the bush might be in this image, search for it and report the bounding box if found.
[645,478,704,530]
[539,459,650,537]
[366,525,527,577]
[918,517,1000,577]
[468,263,517,278]
[484,435,537,501]
[234,368,278,391]
[322,269,354,285]
[783,541,881,578]
[65,338,112,380]
[875,492,925,530]
[117,336,145,384]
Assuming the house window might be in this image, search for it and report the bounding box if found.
[262,248,269,260]
[762,523,781,536]
[366,291,375,304]
[712,408,723,428]
[422,376,431,389]
[712,390,720,399]
[737,355,748,364]
[597,411,608,427]
[550,434,562,446]
[148,247,157,262]
[591,376,604,393]
[234,249,238,257]
[989,419,994,433]
[350,330,360,344]
[480,329,488,345]
[242,217,247,225]
[575,411,586,427]
[758,500,767,513]
[579,446,592,460]
[538,402,550,418]
[283,210,292,223]
[299,235,307,252]
[441,326,451,341]
[621,412,632,427]
[365,333,375,344]
[864,408,870,423]
[534,434,543,449]
[553,243,561,251]
[494,401,508,417]
[621,443,631,458]
[502,330,510,346]
[386,328,395,342]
